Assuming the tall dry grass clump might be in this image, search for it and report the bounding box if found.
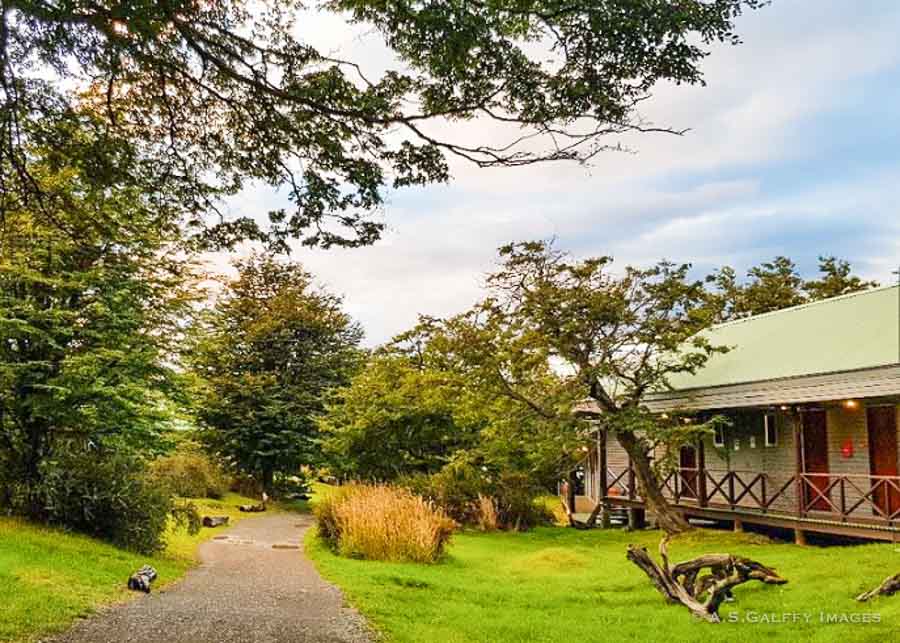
[315,484,456,563]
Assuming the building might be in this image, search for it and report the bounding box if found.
[578,285,900,542]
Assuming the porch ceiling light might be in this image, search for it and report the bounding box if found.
[843,399,859,410]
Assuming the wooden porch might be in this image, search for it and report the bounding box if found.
[601,464,900,541]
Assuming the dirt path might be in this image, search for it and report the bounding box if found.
[51,513,372,643]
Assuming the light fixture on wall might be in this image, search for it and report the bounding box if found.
[843,399,859,410]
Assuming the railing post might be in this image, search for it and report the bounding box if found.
[839,477,847,521]
[728,472,736,510]
[697,439,708,508]
[760,475,767,513]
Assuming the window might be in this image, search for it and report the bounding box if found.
[713,424,726,448]
[764,413,778,447]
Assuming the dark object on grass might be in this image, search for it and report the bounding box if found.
[857,572,900,601]
[127,565,158,593]
[626,535,787,623]
[240,492,268,513]
[202,516,230,528]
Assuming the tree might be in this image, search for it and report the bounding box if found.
[2,0,765,248]
[709,255,878,321]
[804,255,879,301]
[320,353,479,481]
[443,242,726,534]
[0,131,196,513]
[191,253,363,491]
[733,256,806,317]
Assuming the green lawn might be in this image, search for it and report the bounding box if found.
[307,525,900,643]
[0,492,258,643]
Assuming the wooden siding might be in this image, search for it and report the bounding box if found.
[645,364,900,412]
[578,401,900,537]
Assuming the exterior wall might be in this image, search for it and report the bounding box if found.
[579,399,900,529]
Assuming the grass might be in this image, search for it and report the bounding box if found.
[307,525,900,643]
[0,492,259,643]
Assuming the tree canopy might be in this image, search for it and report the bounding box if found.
[0,133,196,513]
[190,253,363,490]
[709,255,879,321]
[2,0,764,248]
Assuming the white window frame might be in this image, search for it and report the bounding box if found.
[764,413,778,447]
[713,424,726,448]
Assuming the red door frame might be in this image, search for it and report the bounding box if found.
[800,409,830,512]
[867,405,900,517]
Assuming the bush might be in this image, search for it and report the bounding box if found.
[35,449,193,554]
[315,484,455,563]
[399,465,554,531]
[398,462,486,524]
[148,447,229,499]
[492,472,555,531]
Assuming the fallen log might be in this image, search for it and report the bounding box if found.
[202,515,230,528]
[127,565,158,593]
[239,492,269,513]
[626,535,787,623]
[856,572,900,602]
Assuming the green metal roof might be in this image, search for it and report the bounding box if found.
[666,285,900,390]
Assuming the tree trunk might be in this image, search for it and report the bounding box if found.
[261,465,274,494]
[616,430,691,535]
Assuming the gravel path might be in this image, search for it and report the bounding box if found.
[51,513,372,643]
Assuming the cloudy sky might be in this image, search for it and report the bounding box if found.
[221,1,900,346]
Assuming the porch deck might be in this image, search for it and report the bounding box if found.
[598,466,900,541]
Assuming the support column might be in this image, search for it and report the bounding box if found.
[733,518,744,533]
[599,429,611,528]
[794,528,807,546]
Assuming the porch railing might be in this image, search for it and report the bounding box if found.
[604,466,900,524]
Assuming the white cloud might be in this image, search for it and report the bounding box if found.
[215,0,900,345]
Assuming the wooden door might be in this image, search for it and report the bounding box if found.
[867,406,900,517]
[801,410,831,511]
[679,445,697,499]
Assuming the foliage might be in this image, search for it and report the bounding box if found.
[399,462,553,531]
[190,253,363,492]
[148,445,230,500]
[320,353,482,481]
[307,526,900,643]
[2,0,764,249]
[20,447,196,554]
[315,483,455,563]
[709,255,878,321]
[0,132,198,517]
[396,241,727,534]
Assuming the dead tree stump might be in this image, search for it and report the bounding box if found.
[856,572,900,602]
[202,515,230,528]
[626,536,787,622]
[127,565,158,593]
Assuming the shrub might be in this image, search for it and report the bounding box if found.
[398,462,486,524]
[35,448,194,554]
[315,484,455,563]
[399,465,554,531]
[492,473,555,531]
[148,447,229,499]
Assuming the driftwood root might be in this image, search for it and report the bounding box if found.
[856,572,900,602]
[626,536,787,623]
